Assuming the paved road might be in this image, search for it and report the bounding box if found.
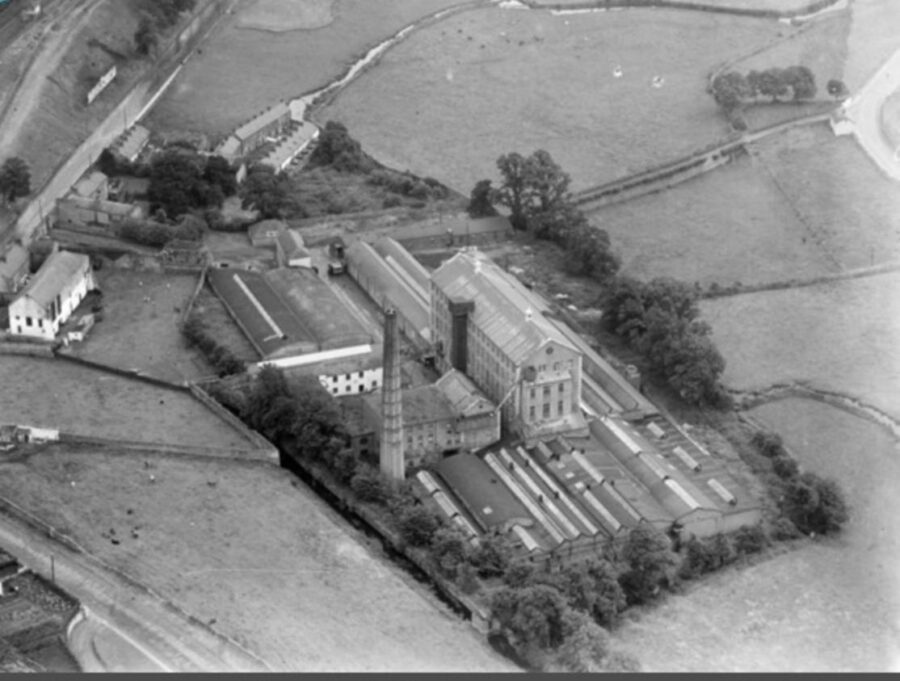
[0,508,271,672]
[843,47,900,182]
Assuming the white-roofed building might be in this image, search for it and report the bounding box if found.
[8,251,94,340]
[430,248,587,442]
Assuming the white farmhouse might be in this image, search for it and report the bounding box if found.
[8,251,94,341]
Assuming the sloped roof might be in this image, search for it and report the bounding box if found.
[17,251,90,307]
[73,171,108,198]
[235,102,290,141]
[275,229,307,259]
[372,236,430,298]
[431,249,577,366]
[435,368,495,418]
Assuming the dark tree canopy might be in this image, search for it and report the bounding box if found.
[784,472,848,535]
[134,17,158,55]
[494,152,530,230]
[619,525,678,604]
[827,79,849,98]
[240,165,291,219]
[712,71,751,111]
[0,157,31,202]
[148,149,222,218]
[491,584,570,652]
[308,120,372,173]
[467,178,497,218]
[203,155,238,197]
[397,505,441,547]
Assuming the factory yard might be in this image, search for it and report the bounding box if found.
[0,445,515,672]
[0,356,249,450]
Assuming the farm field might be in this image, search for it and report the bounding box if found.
[751,125,900,271]
[612,396,900,672]
[0,356,249,449]
[701,271,900,422]
[0,446,516,672]
[144,0,468,138]
[316,6,784,192]
[528,0,834,9]
[63,269,208,384]
[584,151,835,287]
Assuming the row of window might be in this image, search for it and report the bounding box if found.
[528,400,566,421]
[332,371,368,383]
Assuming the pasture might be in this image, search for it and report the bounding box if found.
[842,0,900,91]
[612,397,900,672]
[0,446,515,672]
[0,356,249,449]
[527,0,836,10]
[63,269,207,384]
[701,271,900,422]
[584,152,834,287]
[144,0,467,137]
[751,125,900,271]
[317,6,783,192]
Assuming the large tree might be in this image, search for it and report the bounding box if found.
[240,165,290,218]
[619,525,678,604]
[560,559,627,627]
[711,71,751,111]
[494,152,531,230]
[491,584,570,653]
[134,17,158,56]
[467,179,497,218]
[147,149,213,218]
[781,65,817,100]
[308,120,372,173]
[0,157,31,202]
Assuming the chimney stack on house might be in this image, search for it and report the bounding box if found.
[380,308,405,480]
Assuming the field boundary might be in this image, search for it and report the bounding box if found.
[56,433,275,464]
[574,112,833,208]
[522,0,841,20]
[735,385,900,440]
[188,382,279,456]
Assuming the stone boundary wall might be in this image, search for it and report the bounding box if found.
[522,0,840,19]
[188,382,279,457]
[0,342,55,358]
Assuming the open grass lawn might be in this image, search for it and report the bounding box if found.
[144,0,467,137]
[585,152,836,286]
[317,6,783,193]
[64,269,208,384]
[751,125,900,270]
[0,356,249,450]
[0,447,515,672]
[701,271,900,421]
[612,397,900,672]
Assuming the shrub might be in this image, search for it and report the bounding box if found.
[457,563,481,594]
[733,525,769,556]
[772,454,800,480]
[331,449,358,484]
[503,562,536,588]
[382,196,402,209]
[705,533,737,569]
[469,532,512,578]
[350,466,390,504]
[770,516,802,541]
[751,430,786,458]
[430,527,472,577]
[397,505,441,547]
[784,472,849,536]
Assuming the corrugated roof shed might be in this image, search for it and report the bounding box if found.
[265,268,371,350]
[18,251,90,307]
[435,368,495,418]
[431,249,577,366]
[346,240,430,337]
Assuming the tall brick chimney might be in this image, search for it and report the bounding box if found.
[380,308,404,480]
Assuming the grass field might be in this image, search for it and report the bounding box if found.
[611,396,900,672]
[317,6,783,192]
[701,271,900,421]
[63,269,208,384]
[0,446,515,672]
[144,0,467,137]
[528,0,835,9]
[751,125,900,271]
[585,152,835,286]
[0,356,249,449]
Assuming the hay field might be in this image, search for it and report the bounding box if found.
[317,6,782,192]
[585,153,835,286]
[701,271,900,421]
[752,125,900,271]
[0,447,515,672]
[0,356,248,449]
[64,270,207,384]
[843,0,900,92]
[145,0,466,137]
[612,397,900,672]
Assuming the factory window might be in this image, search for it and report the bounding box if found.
[333,376,338,383]
[371,381,378,389]
[332,388,338,394]
[542,403,550,419]
[558,400,564,416]
[553,362,559,371]
[346,373,351,380]
[359,371,364,378]
[25,317,32,327]
[559,382,565,393]
[360,437,369,445]
[359,385,364,392]
[543,386,551,398]
[529,406,535,420]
